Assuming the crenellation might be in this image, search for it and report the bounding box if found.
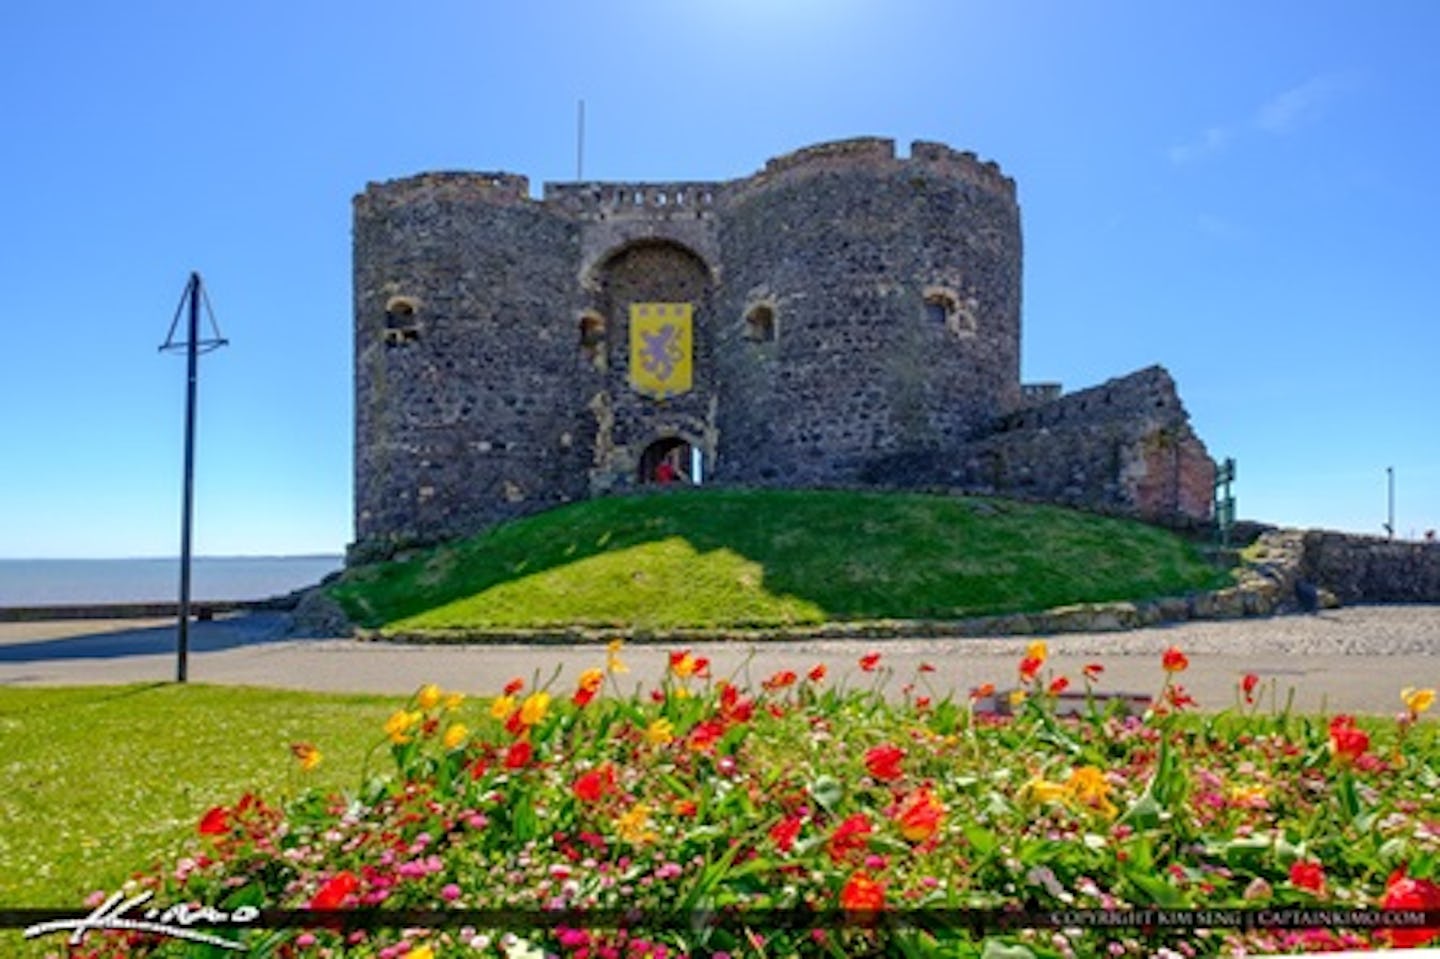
[356,172,533,214]
[544,181,723,218]
[908,140,1016,200]
[762,136,897,175]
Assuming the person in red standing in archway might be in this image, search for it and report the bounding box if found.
[654,460,677,484]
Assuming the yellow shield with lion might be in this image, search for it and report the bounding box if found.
[629,303,693,399]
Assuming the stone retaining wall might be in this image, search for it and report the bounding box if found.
[1299,530,1440,603]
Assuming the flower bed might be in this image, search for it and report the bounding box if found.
[51,645,1439,958]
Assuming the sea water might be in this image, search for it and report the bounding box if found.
[0,556,345,606]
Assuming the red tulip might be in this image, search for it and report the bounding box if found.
[894,787,944,842]
[198,806,230,836]
[1329,715,1370,767]
[1241,672,1260,704]
[504,740,532,769]
[309,870,358,910]
[839,871,885,912]
[1289,861,1325,894]
[1382,868,1440,947]
[828,813,873,864]
[864,744,905,782]
[769,815,803,853]
[573,765,615,803]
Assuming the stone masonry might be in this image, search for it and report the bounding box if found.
[352,138,1215,560]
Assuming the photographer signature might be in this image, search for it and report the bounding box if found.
[23,889,255,950]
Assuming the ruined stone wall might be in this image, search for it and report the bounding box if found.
[353,173,587,559]
[713,137,1022,486]
[952,367,1215,523]
[1299,531,1440,603]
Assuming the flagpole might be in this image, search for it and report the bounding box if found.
[577,99,585,181]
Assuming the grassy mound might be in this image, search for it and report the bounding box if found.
[331,490,1227,633]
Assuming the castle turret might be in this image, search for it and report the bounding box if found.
[714,138,1022,486]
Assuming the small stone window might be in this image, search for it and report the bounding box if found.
[384,296,421,346]
[922,286,977,338]
[924,297,950,327]
[578,311,607,369]
[744,303,776,343]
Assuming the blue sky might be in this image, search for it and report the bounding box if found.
[1,0,1436,558]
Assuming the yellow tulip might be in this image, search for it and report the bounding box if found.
[1401,687,1435,716]
[606,638,630,674]
[443,692,465,711]
[1026,640,1049,664]
[291,742,322,771]
[519,692,551,726]
[1020,776,1069,805]
[404,946,435,959]
[416,684,442,710]
[489,695,516,720]
[443,723,469,751]
[384,710,420,744]
[617,803,657,843]
[1066,766,1110,805]
[645,718,675,745]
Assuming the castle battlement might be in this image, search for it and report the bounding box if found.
[355,171,532,213]
[354,138,1015,222]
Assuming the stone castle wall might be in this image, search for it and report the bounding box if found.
[352,139,1213,559]
[954,367,1216,523]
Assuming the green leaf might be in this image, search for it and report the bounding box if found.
[1126,868,1191,908]
[1337,773,1363,821]
[1118,789,1163,830]
[809,775,843,813]
[1221,836,1273,870]
[963,824,998,856]
[1379,837,1411,867]
[980,940,1038,959]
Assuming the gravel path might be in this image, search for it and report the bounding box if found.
[1,605,1437,714]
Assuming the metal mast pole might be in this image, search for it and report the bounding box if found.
[577,99,585,181]
[176,272,201,682]
[1386,466,1395,541]
[159,271,226,684]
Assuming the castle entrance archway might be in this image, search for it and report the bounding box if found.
[638,437,697,486]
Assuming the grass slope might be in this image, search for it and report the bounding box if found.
[332,490,1227,632]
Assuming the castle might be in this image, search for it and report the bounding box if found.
[352,137,1215,561]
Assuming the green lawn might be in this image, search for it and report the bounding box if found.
[0,685,393,910]
[333,490,1227,633]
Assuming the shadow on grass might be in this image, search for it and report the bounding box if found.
[333,489,1226,630]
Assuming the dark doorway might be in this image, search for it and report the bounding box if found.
[639,438,694,485]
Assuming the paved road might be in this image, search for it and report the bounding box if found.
[1,606,1437,714]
